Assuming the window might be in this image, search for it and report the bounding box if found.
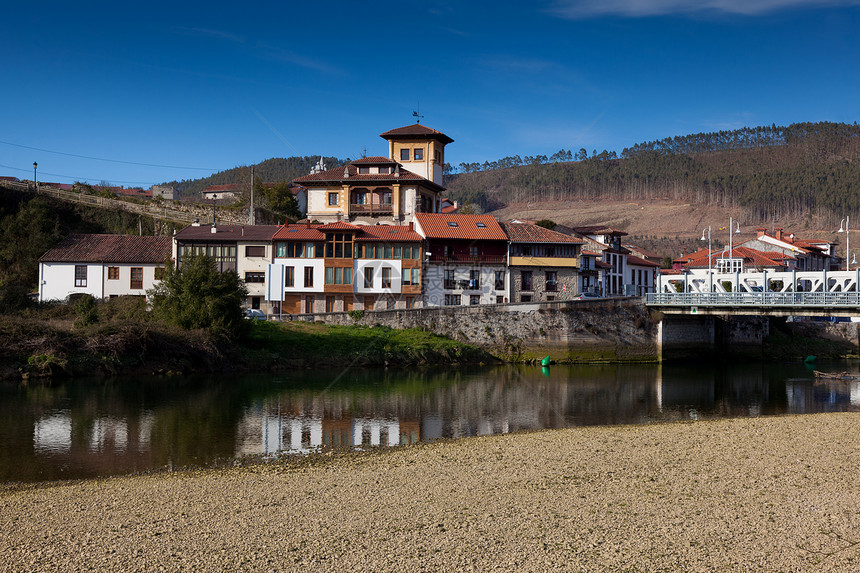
[304,267,314,288]
[546,271,558,292]
[495,271,505,291]
[276,243,286,258]
[414,148,424,160]
[325,267,352,285]
[444,294,461,306]
[447,221,459,228]
[285,266,295,287]
[386,298,395,310]
[245,246,265,258]
[546,247,555,257]
[476,222,486,228]
[304,295,315,314]
[405,297,414,309]
[469,246,478,258]
[74,265,87,287]
[400,148,410,161]
[470,295,480,305]
[328,192,339,206]
[358,167,370,174]
[403,268,420,286]
[496,295,505,304]
[444,269,456,290]
[522,245,532,256]
[378,167,390,174]
[520,294,532,302]
[245,272,265,283]
[364,267,374,288]
[107,267,119,280]
[154,267,165,281]
[469,269,480,289]
[130,267,143,290]
[325,296,336,313]
[381,267,392,289]
[325,233,353,258]
[521,271,533,292]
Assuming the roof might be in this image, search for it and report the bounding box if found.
[272,223,325,241]
[202,184,243,193]
[414,213,508,241]
[379,124,454,144]
[351,156,397,165]
[682,245,794,269]
[353,225,422,242]
[39,234,171,264]
[292,161,444,192]
[175,224,280,242]
[500,222,584,244]
[581,250,602,257]
[627,254,660,267]
[319,221,363,231]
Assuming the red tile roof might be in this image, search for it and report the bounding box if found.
[379,124,454,144]
[292,161,444,191]
[272,223,325,241]
[39,234,171,264]
[353,225,422,242]
[500,222,584,244]
[351,156,396,164]
[627,254,660,267]
[175,224,280,241]
[414,213,507,241]
[682,245,794,269]
[319,222,363,231]
[202,184,243,193]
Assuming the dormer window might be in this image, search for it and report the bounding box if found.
[447,221,459,228]
[378,167,390,174]
[358,167,370,174]
[476,222,486,228]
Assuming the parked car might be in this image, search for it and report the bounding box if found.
[243,308,266,320]
[574,292,602,300]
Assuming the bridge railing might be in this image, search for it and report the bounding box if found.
[647,291,860,307]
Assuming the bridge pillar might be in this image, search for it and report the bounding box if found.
[658,315,716,361]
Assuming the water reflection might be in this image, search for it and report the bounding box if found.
[1,362,858,482]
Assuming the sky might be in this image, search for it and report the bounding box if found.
[3,0,860,188]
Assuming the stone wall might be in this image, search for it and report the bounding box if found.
[306,298,659,363]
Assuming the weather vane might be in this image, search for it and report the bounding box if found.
[412,104,424,124]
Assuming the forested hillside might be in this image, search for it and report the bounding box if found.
[444,122,860,222]
[163,156,347,200]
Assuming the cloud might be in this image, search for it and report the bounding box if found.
[549,0,860,19]
[172,26,245,44]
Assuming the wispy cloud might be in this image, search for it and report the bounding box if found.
[172,26,245,44]
[549,0,860,19]
[256,44,346,76]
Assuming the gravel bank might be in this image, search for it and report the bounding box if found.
[2,413,859,572]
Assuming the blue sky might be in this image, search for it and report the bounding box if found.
[3,0,859,187]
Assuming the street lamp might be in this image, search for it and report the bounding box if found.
[33,162,37,193]
[701,226,712,291]
[838,216,850,271]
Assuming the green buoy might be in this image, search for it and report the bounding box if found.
[804,355,817,364]
[541,355,551,367]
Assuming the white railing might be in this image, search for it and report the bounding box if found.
[647,291,860,307]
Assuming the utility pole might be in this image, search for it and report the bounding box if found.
[250,165,255,226]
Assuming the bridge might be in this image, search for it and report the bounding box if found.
[647,269,860,317]
[646,269,860,359]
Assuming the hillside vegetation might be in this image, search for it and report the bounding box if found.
[445,122,860,226]
[163,156,347,200]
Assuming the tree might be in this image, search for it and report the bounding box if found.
[535,219,556,230]
[256,178,302,222]
[148,254,248,338]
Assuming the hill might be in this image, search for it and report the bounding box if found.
[162,156,348,200]
[443,121,860,258]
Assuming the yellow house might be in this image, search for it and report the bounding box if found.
[294,124,453,224]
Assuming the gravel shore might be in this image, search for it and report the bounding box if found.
[2,413,858,572]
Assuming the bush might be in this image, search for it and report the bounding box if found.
[73,294,98,328]
[147,255,248,338]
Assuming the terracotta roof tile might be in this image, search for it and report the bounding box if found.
[353,225,422,242]
[627,254,660,267]
[414,213,508,241]
[39,234,171,264]
[292,162,444,191]
[319,222,363,231]
[500,222,584,244]
[272,224,326,241]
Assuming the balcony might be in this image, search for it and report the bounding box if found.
[428,255,506,265]
[350,203,393,215]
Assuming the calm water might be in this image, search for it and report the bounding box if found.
[1,362,858,483]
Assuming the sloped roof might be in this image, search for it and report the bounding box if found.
[414,213,508,241]
[353,225,422,242]
[351,156,397,164]
[292,161,444,191]
[319,221,363,231]
[272,223,325,241]
[175,224,280,241]
[39,234,171,264]
[379,124,454,144]
[627,254,660,267]
[682,245,794,269]
[202,184,243,193]
[500,222,584,244]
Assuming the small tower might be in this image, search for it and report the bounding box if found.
[379,124,453,186]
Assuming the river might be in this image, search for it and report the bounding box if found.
[2,361,858,483]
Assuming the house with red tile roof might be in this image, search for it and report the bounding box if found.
[269,221,424,314]
[38,234,171,302]
[500,222,585,303]
[678,245,795,272]
[413,213,508,307]
[738,228,832,271]
[293,124,453,225]
[173,223,281,310]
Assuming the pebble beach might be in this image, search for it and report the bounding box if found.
[2,413,858,572]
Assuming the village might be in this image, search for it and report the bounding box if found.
[34,122,847,316]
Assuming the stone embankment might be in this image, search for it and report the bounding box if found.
[313,298,659,363]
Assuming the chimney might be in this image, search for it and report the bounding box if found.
[210,224,217,234]
[409,221,414,231]
[775,228,783,241]
[306,219,311,229]
[756,227,766,238]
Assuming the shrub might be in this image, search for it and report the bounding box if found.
[73,294,98,328]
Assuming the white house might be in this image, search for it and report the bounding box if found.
[38,234,172,302]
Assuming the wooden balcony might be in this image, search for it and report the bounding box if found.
[350,203,393,215]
